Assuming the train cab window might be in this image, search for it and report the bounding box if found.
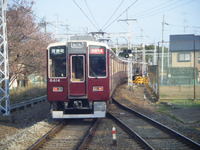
[71,55,84,82]
[89,46,106,77]
[49,46,66,78]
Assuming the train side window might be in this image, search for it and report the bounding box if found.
[71,55,84,82]
[49,46,66,78]
[112,59,114,76]
[114,60,116,73]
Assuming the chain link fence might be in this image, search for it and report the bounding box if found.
[148,35,200,100]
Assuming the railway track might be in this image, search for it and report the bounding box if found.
[87,118,144,150]
[14,96,199,150]
[28,119,99,150]
[108,98,200,150]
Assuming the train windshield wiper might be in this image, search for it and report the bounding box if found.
[92,72,98,79]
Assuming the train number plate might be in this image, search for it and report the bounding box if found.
[49,79,60,82]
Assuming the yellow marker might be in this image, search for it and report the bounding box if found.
[133,76,149,84]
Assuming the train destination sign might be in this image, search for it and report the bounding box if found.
[50,46,66,57]
[51,48,65,55]
[89,48,105,55]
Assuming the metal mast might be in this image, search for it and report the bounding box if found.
[0,0,10,115]
[118,18,137,49]
[128,61,133,86]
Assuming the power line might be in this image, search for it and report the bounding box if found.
[101,0,125,30]
[73,0,99,31]
[132,0,178,17]
[134,0,195,19]
[103,0,138,31]
[168,23,200,29]
[84,0,100,30]
[167,23,200,33]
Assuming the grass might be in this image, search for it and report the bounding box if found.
[10,84,46,104]
[156,99,200,123]
[159,99,200,108]
[156,104,184,123]
[159,85,200,99]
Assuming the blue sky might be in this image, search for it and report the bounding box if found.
[31,0,200,44]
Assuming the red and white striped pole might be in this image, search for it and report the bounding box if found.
[112,126,117,145]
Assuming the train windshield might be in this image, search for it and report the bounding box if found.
[49,46,67,77]
[89,46,106,77]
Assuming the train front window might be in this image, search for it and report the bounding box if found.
[89,46,106,77]
[49,46,66,78]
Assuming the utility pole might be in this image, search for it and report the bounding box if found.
[142,43,146,76]
[161,15,169,83]
[182,12,188,33]
[116,38,119,56]
[118,17,136,87]
[118,14,136,87]
[128,60,133,87]
[39,17,48,33]
[118,18,137,49]
[52,16,70,41]
[138,28,146,76]
[60,23,70,41]
[0,0,10,115]
[153,42,157,65]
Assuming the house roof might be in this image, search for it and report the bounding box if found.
[170,34,200,52]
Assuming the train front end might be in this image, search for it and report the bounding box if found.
[47,41,109,119]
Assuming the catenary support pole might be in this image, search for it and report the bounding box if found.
[0,0,10,115]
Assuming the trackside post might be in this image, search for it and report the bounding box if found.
[112,126,117,146]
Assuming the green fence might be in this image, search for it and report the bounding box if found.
[148,42,200,100]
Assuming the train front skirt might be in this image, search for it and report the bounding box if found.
[51,101,106,119]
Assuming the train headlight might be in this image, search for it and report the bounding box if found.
[52,87,63,92]
[93,86,104,92]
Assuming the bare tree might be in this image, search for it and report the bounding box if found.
[7,0,54,87]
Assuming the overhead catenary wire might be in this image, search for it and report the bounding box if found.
[103,0,138,31]
[73,0,99,31]
[166,23,200,33]
[33,13,90,36]
[84,0,100,30]
[168,23,200,29]
[101,0,125,31]
[131,0,178,18]
[133,0,196,19]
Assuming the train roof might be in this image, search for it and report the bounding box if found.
[47,40,129,63]
[47,41,67,49]
[47,40,109,49]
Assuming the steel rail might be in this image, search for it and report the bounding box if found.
[107,112,154,150]
[76,119,100,150]
[112,98,200,150]
[27,122,65,150]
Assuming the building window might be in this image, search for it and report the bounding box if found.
[178,53,191,62]
[198,53,200,64]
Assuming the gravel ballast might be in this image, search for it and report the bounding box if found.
[0,100,53,150]
[113,84,200,144]
[0,120,55,150]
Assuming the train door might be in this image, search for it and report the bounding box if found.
[69,55,86,96]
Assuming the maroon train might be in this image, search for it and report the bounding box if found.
[47,40,127,118]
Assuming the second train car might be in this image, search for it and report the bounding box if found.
[47,40,127,119]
